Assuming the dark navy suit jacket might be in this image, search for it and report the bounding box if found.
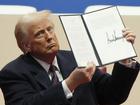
[0,50,139,105]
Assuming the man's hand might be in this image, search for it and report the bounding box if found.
[65,62,96,92]
[122,28,136,44]
[121,28,136,64]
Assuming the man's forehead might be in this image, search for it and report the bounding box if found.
[29,17,54,27]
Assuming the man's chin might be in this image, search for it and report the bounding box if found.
[47,48,59,54]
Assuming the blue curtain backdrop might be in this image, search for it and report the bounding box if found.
[0,0,140,13]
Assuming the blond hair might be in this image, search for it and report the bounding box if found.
[15,10,52,53]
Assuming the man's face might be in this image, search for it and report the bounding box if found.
[26,17,59,58]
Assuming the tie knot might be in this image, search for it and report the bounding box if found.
[49,65,58,72]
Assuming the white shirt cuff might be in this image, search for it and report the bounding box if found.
[119,59,136,69]
[62,80,73,99]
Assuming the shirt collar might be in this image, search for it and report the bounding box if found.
[32,56,59,73]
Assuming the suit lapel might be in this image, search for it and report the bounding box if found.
[56,51,77,79]
[23,54,52,89]
[35,70,51,89]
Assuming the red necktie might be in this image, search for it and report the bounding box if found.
[48,65,59,86]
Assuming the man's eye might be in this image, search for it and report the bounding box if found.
[35,30,45,37]
[47,27,54,32]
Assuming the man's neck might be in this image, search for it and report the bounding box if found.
[31,53,56,64]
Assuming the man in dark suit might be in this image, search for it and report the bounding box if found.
[0,10,139,105]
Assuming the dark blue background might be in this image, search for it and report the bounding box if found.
[0,0,140,13]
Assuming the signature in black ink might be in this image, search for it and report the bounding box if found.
[106,30,124,44]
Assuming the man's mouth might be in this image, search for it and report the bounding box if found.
[47,43,56,49]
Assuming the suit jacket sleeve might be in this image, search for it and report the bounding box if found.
[92,62,139,105]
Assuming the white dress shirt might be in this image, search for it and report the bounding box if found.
[33,56,73,99]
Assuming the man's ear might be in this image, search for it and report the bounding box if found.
[21,41,31,54]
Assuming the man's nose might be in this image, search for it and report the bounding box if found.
[45,30,53,42]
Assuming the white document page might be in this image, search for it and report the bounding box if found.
[60,15,99,66]
[83,7,136,65]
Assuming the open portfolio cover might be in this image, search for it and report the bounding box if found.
[58,6,137,67]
